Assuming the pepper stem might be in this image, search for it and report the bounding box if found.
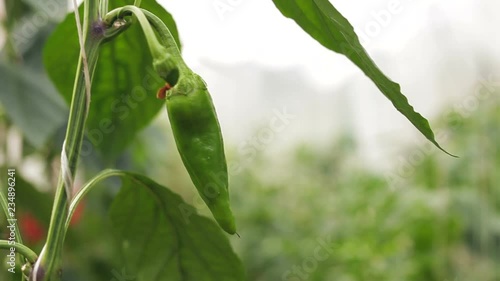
[104,6,191,86]
[105,6,166,64]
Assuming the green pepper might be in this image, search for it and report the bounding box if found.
[105,6,236,234]
[166,73,235,234]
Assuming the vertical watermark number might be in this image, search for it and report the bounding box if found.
[6,169,17,274]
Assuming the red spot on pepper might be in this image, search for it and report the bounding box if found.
[157,83,171,99]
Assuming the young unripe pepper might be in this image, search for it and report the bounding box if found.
[105,6,236,234]
[166,73,235,234]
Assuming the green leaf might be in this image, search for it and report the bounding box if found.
[0,62,67,148]
[20,0,69,22]
[0,20,69,148]
[4,0,33,29]
[272,0,454,156]
[109,172,246,281]
[44,0,181,162]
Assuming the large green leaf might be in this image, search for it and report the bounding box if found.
[4,0,32,29]
[109,172,246,281]
[272,0,453,155]
[44,0,181,162]
[0,18,69,148]
[0,62,67,148]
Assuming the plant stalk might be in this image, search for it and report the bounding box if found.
[30,38,100,281]
[30,0,102,279]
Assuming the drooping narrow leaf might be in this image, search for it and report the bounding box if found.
[272,0,454,156]
[44,0,181,162]
[109,172,245,281]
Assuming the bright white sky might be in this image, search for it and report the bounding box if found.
[157,0,496,86]
[159,0,361,87]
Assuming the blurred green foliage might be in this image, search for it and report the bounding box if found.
[1,90,499,281]
[229,93,500,281]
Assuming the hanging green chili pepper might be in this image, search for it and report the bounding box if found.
[166,73,235,234]
[105,6,236,234]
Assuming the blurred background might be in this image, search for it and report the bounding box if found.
[0,0,499,280]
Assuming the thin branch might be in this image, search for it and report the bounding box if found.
[60,140,74,199]
[62,0,92,201]
[72,0,92,118]
[0,240,38,264]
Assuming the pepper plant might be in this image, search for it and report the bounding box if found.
[0,0,454,280]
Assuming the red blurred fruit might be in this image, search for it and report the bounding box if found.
[70,201,85,226]
[19,212,45,245]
